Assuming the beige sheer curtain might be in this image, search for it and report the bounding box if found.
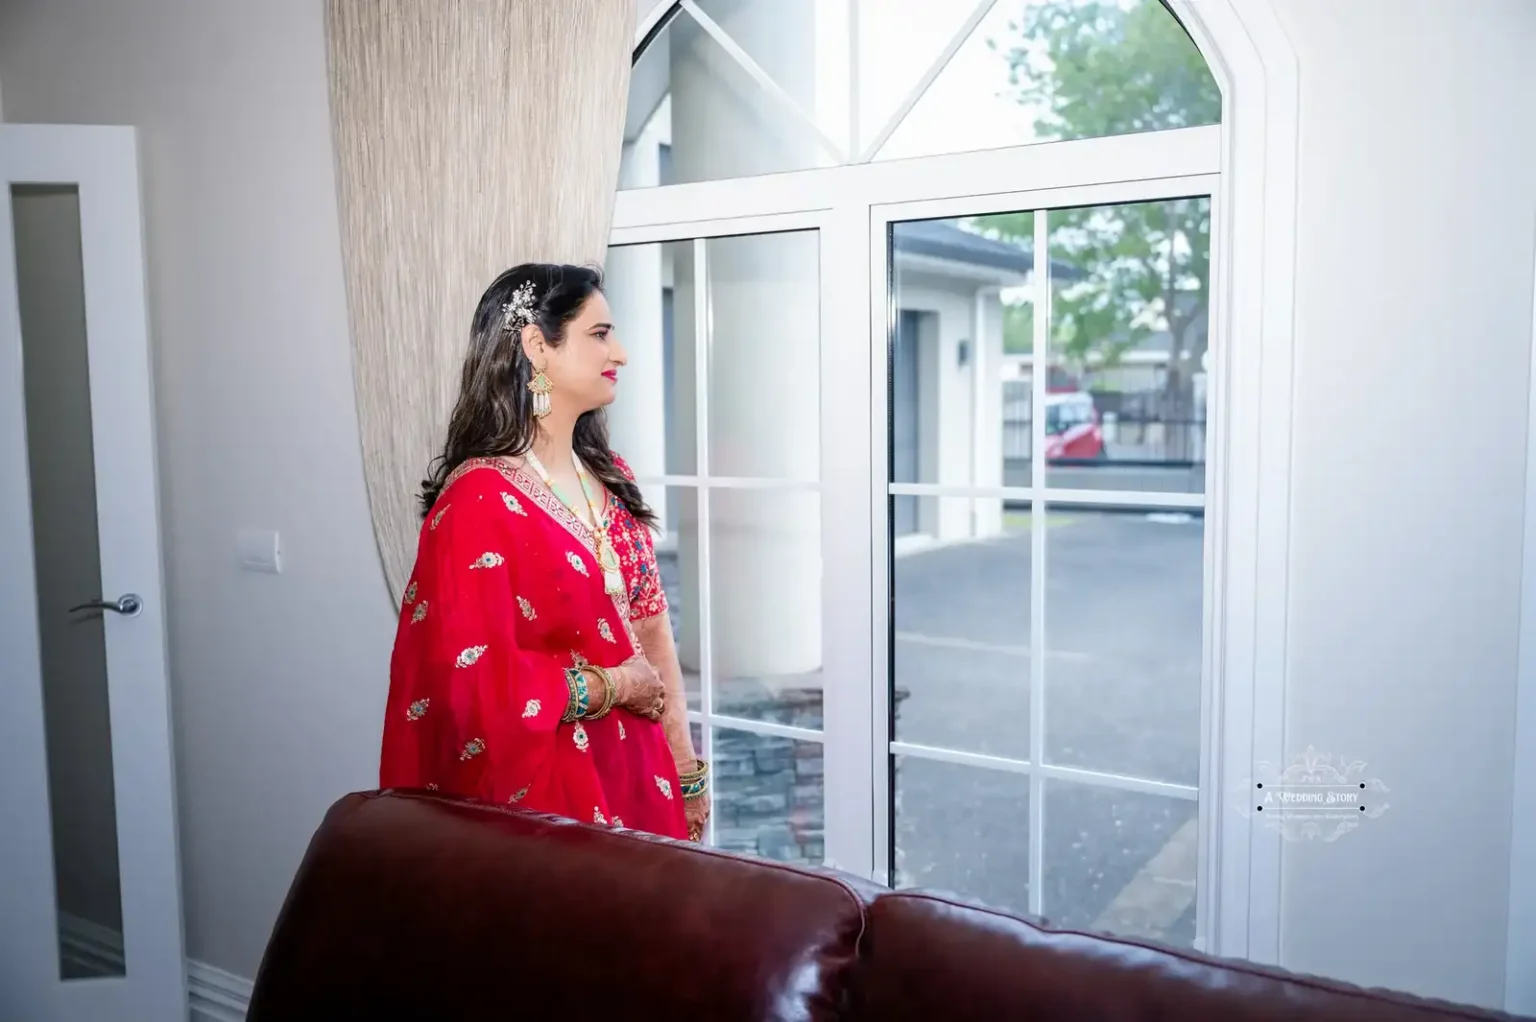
[325,0,636,602]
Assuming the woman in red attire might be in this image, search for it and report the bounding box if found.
[379,263,710,842]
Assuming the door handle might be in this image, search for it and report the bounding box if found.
[68,594,143,618]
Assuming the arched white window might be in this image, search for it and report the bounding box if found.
[606,0,1299,961]
[624,0,1219,181]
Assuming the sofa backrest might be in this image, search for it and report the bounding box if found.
[247,791,877,1022]
[248,792,1526,1022]
[852,890,1521,1022]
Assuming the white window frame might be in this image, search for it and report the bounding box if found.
[621,0,1300,964]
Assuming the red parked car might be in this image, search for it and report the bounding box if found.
[1044,392,1106,460]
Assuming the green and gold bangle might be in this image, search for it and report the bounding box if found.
[561,667,590,723]
[678,759,710,800]
[583,665,618,720]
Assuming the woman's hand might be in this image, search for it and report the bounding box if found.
[684,786,711,843]
[609,659,666,721]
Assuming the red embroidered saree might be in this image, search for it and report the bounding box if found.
[379,455,687,840]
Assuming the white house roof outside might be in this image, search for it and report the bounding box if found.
[889,218,1086,283]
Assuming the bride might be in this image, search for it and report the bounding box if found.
[379,263,710,842]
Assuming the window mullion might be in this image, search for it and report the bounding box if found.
[691,237,715,846]
[679,0,848,164]
[855,0,1000,163]
[1027,209,1050,918]
[821,205,876,879]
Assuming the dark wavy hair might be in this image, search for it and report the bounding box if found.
[419,263,656,528]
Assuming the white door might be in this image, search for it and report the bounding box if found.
[0,124,186,1022]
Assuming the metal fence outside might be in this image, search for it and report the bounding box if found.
[1001,382,1206,466]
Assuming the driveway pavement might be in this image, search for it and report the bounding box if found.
[658,509,1204,947]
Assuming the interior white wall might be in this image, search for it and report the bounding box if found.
[0,0,1531,1005]
[0,0,392,979]
[1269,0,1536,1008]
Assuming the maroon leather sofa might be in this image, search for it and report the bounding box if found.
[247,790,1525,1021]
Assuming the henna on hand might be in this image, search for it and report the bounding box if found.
[611,658,666,721]
[684,790,711,842]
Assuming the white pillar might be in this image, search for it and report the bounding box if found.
[971,287,1005,539]
[671,241,703,669]
[670,1,822,678]
[604,136,669,537]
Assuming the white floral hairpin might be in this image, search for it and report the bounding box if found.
[501,280,537,332]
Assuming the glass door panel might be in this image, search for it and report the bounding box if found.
[881,190,1212,947]
[11,183,127,981]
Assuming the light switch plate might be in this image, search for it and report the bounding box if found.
[237,529,282,574]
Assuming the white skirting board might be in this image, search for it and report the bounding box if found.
[57,914,253,1020]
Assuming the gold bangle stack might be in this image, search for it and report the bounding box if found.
[582,665,618,721]
[678,758,710,800]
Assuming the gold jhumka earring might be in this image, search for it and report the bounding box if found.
[527,359,553,419]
